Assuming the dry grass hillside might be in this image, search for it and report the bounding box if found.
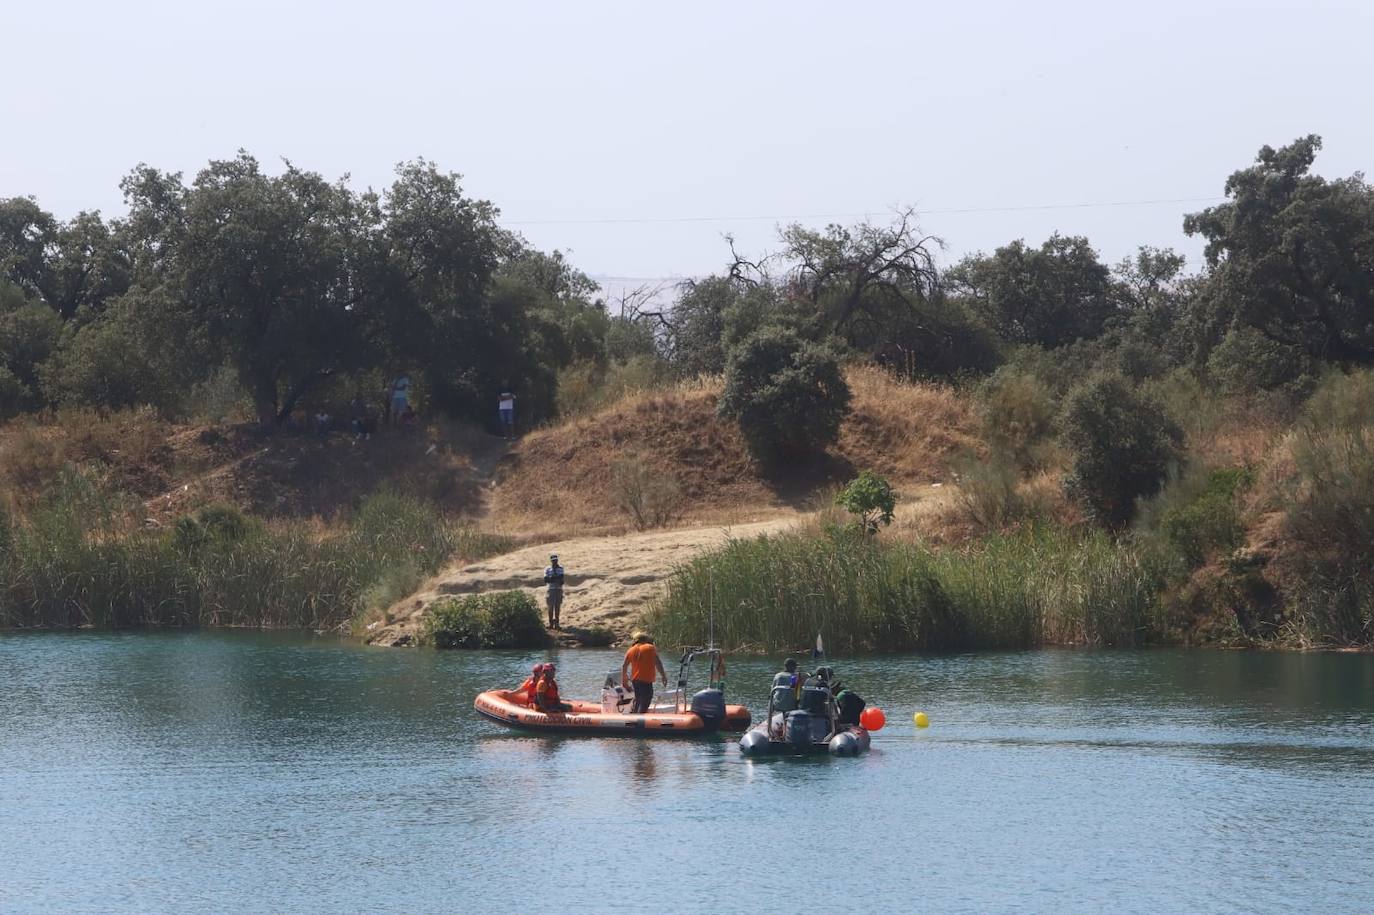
[0,408,504,523]
[489,365,981,536]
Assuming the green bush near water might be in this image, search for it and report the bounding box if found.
[646,524,1174,653]
[0,475,511,631]
[424,591,547,649]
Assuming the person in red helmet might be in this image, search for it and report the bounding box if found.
[516,663,544,705]
[534,663,571,713]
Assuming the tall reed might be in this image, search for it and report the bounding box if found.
[0,474,511,631]
[646,524,1173,653]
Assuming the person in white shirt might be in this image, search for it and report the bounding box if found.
[498,390,516,439]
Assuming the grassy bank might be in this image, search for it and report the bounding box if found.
[0,474,510,631]
[646,524,1180,653]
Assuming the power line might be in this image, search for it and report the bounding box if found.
[498,196,1225,227]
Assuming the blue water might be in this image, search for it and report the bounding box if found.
[2,633,1373,913]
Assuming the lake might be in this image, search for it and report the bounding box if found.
[2,633,1372,913]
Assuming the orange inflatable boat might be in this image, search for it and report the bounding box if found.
[475,647,751,737]
[474,688,750,736]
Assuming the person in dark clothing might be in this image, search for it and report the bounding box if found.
[834,683,866,726]
[543,554,565,629]
[799,667,834,715]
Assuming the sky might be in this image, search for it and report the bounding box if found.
[5,0,1373,289]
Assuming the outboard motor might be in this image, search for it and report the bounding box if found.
[785,710,812,749]
[690,688,726,727]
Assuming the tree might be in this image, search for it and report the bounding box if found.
[48,211,131,319]
[1184,135,1374,366]
[0,197,57,302]
[835,471,897,534]
[167,153,372,426]
[778,209,941,344]
[664,276,734,377]
[1061,375,1182,527]
[371,159,505,422]
[0,297,63,416]
[717,327,851,464]
[949,234,1118,347]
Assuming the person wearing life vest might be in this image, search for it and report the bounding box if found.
[621,631,668,714]
[771,657,802,712]
[535,663,571,713]
[516,663,545,705]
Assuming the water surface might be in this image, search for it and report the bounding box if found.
[2,633,1372,913]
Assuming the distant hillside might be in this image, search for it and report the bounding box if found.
[489,366,981,535]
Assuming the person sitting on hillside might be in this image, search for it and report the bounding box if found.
[771,657,802,712]
[534,663,571,713]
[516,663,545,705]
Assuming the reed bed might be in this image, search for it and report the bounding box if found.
[0,475,511,631]
[646,524,1174,653]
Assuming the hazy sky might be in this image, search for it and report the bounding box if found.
[5,0,1372,284]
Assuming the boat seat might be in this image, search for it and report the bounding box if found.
[771,684,797,712]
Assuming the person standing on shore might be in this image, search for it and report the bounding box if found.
[621,631,668,714]
[543,554,564,629]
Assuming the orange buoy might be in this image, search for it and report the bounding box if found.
[860,706,886,731]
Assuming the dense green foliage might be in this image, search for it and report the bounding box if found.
[1061,376,1183,527]
[0,479,509,630]
[1,156,608,428]
[834,471,897,534]
[424,591,547,649]
[717,328,850,463]
[648,525,1173,653]
[949,234,1118,348]
[1185,135,1374,368]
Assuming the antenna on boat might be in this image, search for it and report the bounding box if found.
[708,569,716,652]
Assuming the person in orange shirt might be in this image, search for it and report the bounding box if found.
[534,663,571,713]
[516,663,545,706]
[621,631,668,714]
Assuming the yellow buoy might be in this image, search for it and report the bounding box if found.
[913,711,930,728]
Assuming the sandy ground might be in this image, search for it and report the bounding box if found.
[364,482,959,648]
[365,518,799,647]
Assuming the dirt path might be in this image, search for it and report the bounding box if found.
[365,518,798,647]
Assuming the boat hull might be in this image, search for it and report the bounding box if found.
[475,690,751,737]
[738,714,871,756]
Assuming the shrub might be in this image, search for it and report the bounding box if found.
[978,367,1056,470]
[610,456,683,530]
[425,591,547,649]
[0,303,64,416]
[1062,375,1183,527]
[1137,465,1252,568]
[717,327,851,464]
[1302,369,1374,433]
[42,311,172,411]
[954,453,1027,532]
[834,470,896,534]
[1282,426,1374,645]
[1207,326,1313,394]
